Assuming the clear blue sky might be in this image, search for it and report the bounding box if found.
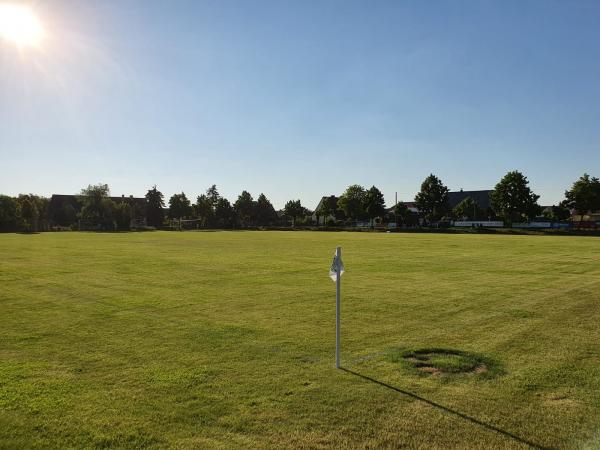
[1,0,599,209]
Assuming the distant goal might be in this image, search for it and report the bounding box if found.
[170,218,203,230]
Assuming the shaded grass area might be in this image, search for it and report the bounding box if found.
[392,348,503,378]
[1,231,600,448]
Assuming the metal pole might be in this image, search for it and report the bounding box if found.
[395,192,398,228]
[336,246,341,369]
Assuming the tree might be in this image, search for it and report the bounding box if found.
[80,184,115,230]
[453,197,482,220]
[19,195,39,232]
[364,185,386,226]
[80,183,110,222]
[206,185,220,208]
[48,195,79,228]
[145,185,165,228]
[168,192,192,219]
[563,173,600,222]
[195,194,214,227]
[114,201,132,231]
[100,198,117,230]
[214,197,235,228]
[490,171,540,224]
[37,197,50,231]
[255,193,277,226]
[284,199,305,227]
[393,202,410,226]
[414,174,449,222]
[22,195,49,231]
[234,191,255,227]
[0,195,20,231]
[338,185,366,222]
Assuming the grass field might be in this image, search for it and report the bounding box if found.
[1,231,600,449]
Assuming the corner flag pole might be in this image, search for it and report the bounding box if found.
[329,246,345,369]
[335,246,341,369]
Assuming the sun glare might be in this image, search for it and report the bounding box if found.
[0,4,44,47]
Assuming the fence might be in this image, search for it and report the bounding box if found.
[453,221,504,228]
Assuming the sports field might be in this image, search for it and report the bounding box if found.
[1,231,600,449]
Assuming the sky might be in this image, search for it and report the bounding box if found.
[1,0,599,209]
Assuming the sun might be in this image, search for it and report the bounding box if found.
[0,4,45,47]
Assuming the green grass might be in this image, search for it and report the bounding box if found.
[1,231,600,449]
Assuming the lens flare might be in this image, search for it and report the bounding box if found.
[0,4,45,47]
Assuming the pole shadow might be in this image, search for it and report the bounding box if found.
[340,367,550,450]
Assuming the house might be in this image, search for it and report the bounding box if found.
[572,211,600,222]
[388,189,492,214]
[310,189,495,226]
[49,194,147,227]
[395,201,419,214]
[110,195,147,217]
[447,189,493,210]
[388,190,492,214]
[386,190,493,224]
[276,209,291,226]
[312,195,339,225]
[384,201,420,227]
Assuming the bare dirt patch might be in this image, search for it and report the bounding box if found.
[417,366,442,376]
[474,365,488,374]
[544,393,580,408]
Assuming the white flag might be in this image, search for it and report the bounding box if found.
[329,252,345,282]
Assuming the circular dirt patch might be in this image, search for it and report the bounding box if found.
[400,348,495,376]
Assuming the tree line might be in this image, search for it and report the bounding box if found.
[0,183,310,232]
[163,185,286,229]
[0,170,598,232]
[316,170,587,227]
[404,171,598,225]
